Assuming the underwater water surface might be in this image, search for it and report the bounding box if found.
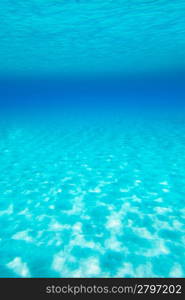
[0,0,185,75]
[0,0,185,278]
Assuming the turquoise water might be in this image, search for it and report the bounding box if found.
[0,0,185,278]
[0,91,185,278]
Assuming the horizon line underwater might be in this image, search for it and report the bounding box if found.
[0,0,185,278]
